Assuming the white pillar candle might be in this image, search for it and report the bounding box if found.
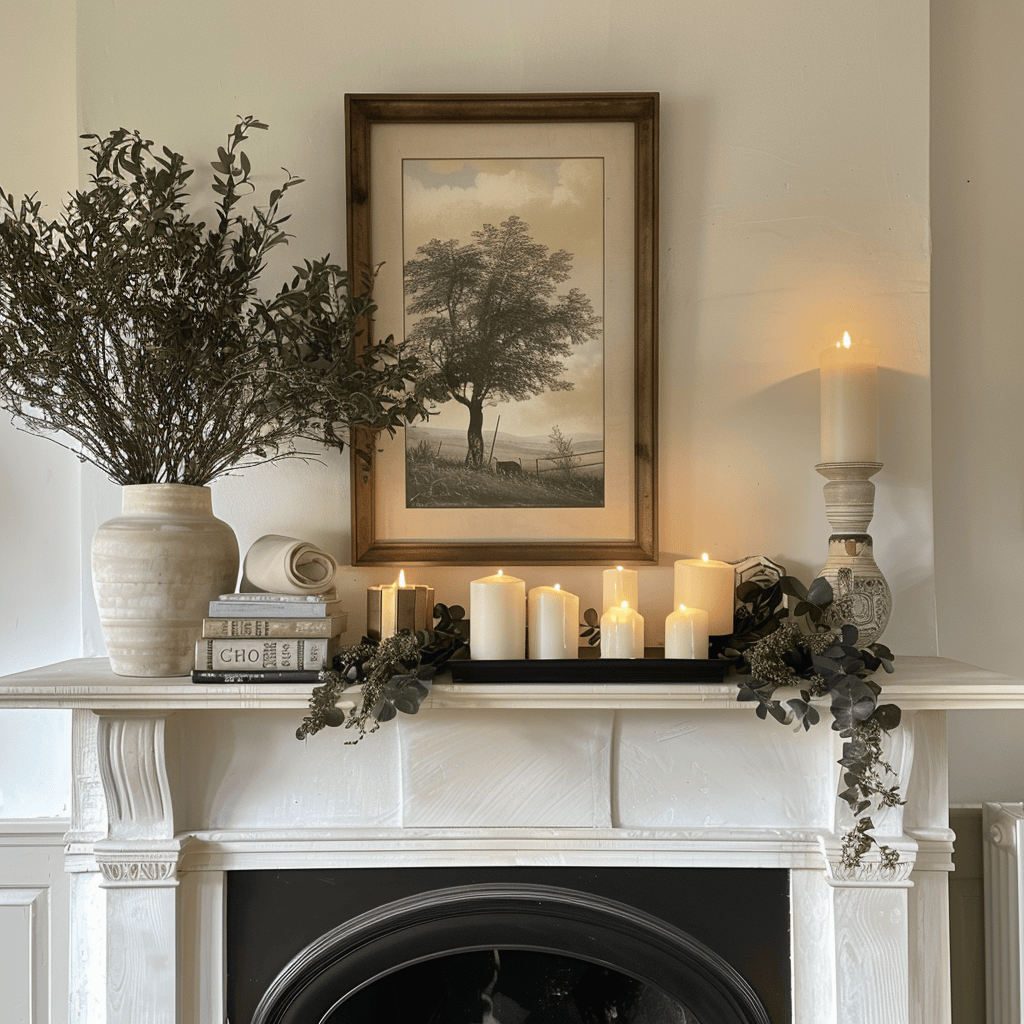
[600,601,644,659]
[469,570,526,660]
[528,584,580,660]
[602,565,639,614]
[664,605,710,659]
[820,331,879,463]
[673,554,735,635]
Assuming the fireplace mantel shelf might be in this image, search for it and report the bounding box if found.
[0,654,1021,711]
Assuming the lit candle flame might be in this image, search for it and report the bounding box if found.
[617,565,624,571]
[554,583,561,591]
[680,604,686,612]
[398,570,406,587]
[621,601,629,609]
[841,331,852,349]
[701,553,709,562]
[497,569,503,576]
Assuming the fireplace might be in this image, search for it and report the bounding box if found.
[229,867,789,1023]
[0,655,990,1024]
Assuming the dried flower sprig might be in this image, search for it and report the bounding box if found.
[296,605,467,744]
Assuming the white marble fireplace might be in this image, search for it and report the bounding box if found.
[3,655,1023,1023]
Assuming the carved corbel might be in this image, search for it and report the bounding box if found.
[93,712,181,886]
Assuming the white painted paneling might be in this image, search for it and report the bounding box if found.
[0,823,70,1024]
[0,888,45,1024]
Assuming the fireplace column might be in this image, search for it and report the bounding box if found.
[91,711,182,1024]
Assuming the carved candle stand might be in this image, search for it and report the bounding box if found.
[813,461,892,645]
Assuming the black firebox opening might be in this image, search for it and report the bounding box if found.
[228,867,789,1024]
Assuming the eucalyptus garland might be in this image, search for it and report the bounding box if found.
[725,573,902,870]
[297,580,902,871]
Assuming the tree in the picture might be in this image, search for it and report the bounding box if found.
[404,215,602,467]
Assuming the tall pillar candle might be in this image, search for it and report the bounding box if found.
[469,571,526,660]
[600,602,644,659]
[665,605,710,659]
[820,332,879,463]
[602,566,638,614]
[528,584,580,660]
[673,554,735,635]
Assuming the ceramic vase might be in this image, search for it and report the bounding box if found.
[92,484,239,676]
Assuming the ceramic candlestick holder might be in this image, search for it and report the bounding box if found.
[813,461,892,646]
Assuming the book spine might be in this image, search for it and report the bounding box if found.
[195,638,330,671]
[201,615,346,638]
[217,591,337,603]
[208,601,342,618]
[191,669,325,684]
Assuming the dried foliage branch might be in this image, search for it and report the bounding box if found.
[0,117,428,485]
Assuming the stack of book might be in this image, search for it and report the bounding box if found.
[191,591,347,684]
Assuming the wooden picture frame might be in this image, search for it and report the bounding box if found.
[346,93,658,566]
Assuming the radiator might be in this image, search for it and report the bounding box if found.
[984,802,1024,1024]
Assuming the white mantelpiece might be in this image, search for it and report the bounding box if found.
[3,656,1024,1024]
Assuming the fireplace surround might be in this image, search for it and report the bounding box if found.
[3,655,1024,1023]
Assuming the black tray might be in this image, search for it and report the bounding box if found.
[447,647,729,685]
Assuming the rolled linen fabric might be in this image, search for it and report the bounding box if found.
[240,535,338,595]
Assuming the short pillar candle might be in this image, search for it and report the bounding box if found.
[664,605,710,659]
[528,584,580,660]
[600,602,644,659]
[367,570,433,641]
[469,571,526,660]
[602,566,638,614]
[673,554,735,635]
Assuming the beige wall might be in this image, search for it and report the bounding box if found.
[70,0,934,659]
[932,0,1024,803]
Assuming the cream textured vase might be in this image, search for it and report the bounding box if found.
[92,484,240,677]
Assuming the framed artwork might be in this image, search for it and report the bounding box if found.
[346,93,658,566]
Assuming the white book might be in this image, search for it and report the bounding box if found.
[194,637,334,672]
[217,590,338,603]
[209,599,343,619]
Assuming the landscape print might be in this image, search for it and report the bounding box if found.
[401,157,605,509]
